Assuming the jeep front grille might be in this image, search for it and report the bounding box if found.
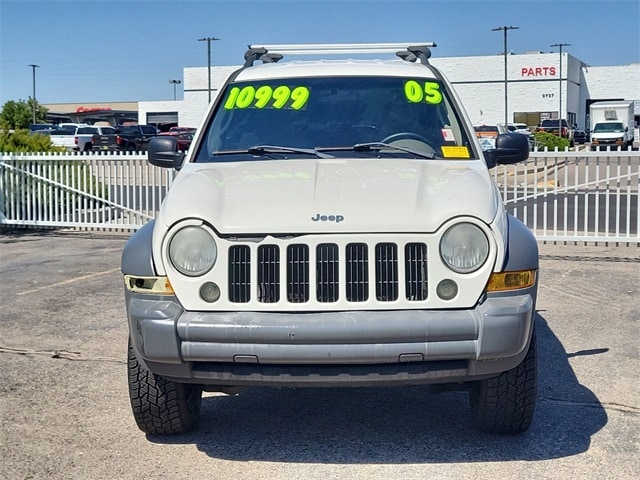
[257,245,280,303]
[346,243,368,302]
[228,245,251,303]
[406,243,428,301]
[317,243,339,302]
[375,243,398,301]
[228,241,428,305]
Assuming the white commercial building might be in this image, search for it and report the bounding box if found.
[139,51,639,131]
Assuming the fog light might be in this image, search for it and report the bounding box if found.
[200,282,221,303]
[436,279,458,300]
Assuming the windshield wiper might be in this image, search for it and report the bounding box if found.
[248,145,334,159]
[352,142,436,159]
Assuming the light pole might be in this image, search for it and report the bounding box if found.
[169,79,181,100]
[492,26,519,126]
[197,36,220,103]
[28,64,40,124]
[550,43,571,124]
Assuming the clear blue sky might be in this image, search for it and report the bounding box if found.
[1,0,638,105]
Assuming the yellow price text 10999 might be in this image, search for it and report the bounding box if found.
[224,85,310,110]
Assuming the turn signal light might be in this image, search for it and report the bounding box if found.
[486,270,536,292]
[124,275,175,295]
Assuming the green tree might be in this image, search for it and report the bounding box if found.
[534,131,570,151]
[1,98,48,129]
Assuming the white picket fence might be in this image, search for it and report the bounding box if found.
[492,149,639,244]
[1,149,638,244]
[0,151,173,231]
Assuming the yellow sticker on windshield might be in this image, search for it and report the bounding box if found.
[224,85,310,110]
[441,146,470,158]
[404,80,443,104]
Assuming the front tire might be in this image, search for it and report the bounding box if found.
[127,339,202,435]
[469,329,537,434]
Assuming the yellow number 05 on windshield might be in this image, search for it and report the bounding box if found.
[224,85,310,110]
[404,80,442,104]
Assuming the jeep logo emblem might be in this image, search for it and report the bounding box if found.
[311,213,344,223]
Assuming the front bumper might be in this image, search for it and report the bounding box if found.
[126,288,536,387]
[591,139,627,150]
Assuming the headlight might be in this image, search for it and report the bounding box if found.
[168,225,217,276]
[440,223,489,273]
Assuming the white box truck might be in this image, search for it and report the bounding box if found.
[589,100,635,150]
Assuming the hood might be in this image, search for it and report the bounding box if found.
[157,158,499,234]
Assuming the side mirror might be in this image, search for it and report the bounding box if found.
[484,133,529,169]
[148,136,185,170]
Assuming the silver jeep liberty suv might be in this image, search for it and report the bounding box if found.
[122,43,538,435]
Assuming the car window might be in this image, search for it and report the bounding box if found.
[474,125,499,137]
[195,76,475,162]
[30,124,55,131]
[52,127,76,135]
[593,122,624,133]
[541,119,568,128]
[78,127,99,134]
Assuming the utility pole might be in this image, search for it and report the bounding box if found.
[169,79,181,100]
[492,26,519,126]
[28,64,40,124]
[550,43,571,124]
[197,36,220,103]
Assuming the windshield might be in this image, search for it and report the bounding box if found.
[593,122,624,133]
[541,119,568,128]
[194,76,475,162]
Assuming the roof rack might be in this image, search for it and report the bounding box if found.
[243,42,437,67]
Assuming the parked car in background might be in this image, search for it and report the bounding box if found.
[573,129,589,144]
[536,119,574,146]
[499,123,532,137]
[33,124,85,151]
[474,124,500,150]
[29,123,57,132]
[59,123,87,131]
[499,123,535,150]
[589,100,635,150]
[75,125,119,151]
[157,131,193,151]
[168,126,196,134]
[115,125,158,151]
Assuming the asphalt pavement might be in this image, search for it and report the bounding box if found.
[1,229,638,480]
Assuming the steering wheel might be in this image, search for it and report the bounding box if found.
[380,132,438,153]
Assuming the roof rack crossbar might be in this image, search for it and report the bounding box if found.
[246,42,436,56]
[242,42,437,67]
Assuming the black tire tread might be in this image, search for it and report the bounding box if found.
[127,340,202,435]
[470,331,537,434]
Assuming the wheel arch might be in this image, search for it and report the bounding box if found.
[121,220,157,275]
[502,214,539,271]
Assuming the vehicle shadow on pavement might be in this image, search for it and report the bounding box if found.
[149,313,607,463]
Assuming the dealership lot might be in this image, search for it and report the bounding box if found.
[1,230,638,480]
